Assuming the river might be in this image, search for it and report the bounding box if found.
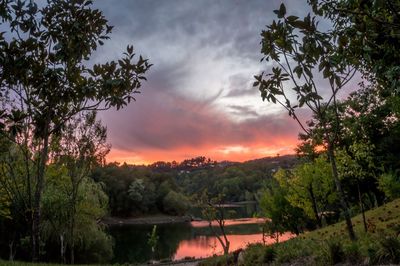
[108,204,293,264]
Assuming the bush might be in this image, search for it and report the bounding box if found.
[378,172,400,200]
[239,243,275,265]
[263,246,276,263]
[76,227,114,263]
[344,242,362,264]
[372,236,400,264]
[198,254,234,266]
[274,237,315,263]
[325,240,345,265]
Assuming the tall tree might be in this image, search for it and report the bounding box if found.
[50,112,110,263]
[254,3,357,239]
[0,0,151,260]
[309,0,400,92]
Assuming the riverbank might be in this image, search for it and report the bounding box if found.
[102,215,193,226]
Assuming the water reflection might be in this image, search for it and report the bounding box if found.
[109,218,294,263]
[174,233,293,260]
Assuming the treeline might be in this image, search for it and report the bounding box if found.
[91,163,190,217]
[176,155,297,202]
[88,155,297,217]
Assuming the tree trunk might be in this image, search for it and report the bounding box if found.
[9,240,15,261]
[308,184,322,228]
[327,145,356,241]
[32,119,50,261]
[357,181,367,233]
[60,234,66,264]
[70,183,79,264]
[70,214,75,264]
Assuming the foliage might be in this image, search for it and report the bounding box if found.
[378,172,400,201]
[178,155,297,203]
[198,254,234,266]
[217,198,400,266]
[240,243,275,266]
[275,156,337,226]
[324,239,345,264]
[260,176,309,235]
[128,178,145,202]
[0,0,150,260]
[198,191,231,255]
[254,2,358,240]
[373,236,400,264]
[310,0,400,92]
[91,164,183,216]
[343,242,363,265]
[41,165,111,263]
[162,191,190,216]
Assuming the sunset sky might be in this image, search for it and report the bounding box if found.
[89,1,340,165]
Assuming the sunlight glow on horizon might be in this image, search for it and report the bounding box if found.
[105,139,299,165]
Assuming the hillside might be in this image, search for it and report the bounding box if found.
[200,198,400,265]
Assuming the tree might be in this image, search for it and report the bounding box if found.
[254,3,357,240]
[41,165,111,264]
[49,112,110,263]
[128,178,145,203]
[0,139,29,261]
[336,141,376,232]
[198,191,230,255]
[309,0,400,92]
[0,0,150,260]
[260,177,308,235]
[275,157,337,228]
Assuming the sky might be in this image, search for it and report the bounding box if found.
[89,0,321,165]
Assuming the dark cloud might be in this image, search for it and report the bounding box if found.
[100,85,299,153]
[91,0,313,163]
[228,105,259,118]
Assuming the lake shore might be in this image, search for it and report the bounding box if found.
[102,215,193,226]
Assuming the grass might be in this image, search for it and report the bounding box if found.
[201,198,400,265]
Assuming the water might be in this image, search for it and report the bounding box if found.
[108,218,293,264]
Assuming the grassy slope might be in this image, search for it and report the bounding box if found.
[306,198,400,240]
[200,198,400,265]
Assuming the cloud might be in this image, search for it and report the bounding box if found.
[90,0,314,163]
[228,105,259,118]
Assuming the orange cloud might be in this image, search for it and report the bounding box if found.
[106,137,299,165]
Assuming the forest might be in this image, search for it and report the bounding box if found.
[0,0,400,265]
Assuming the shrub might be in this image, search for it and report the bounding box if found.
[263,246,276,263]
[241,243,264,266]
[199,254,234,266]
[373,236,400,264]
[344,242,362,264]
[274,238,315,263]
[326,240,345,265]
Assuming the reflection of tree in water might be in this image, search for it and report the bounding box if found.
[108,223,192,263]
[109,220,267,263]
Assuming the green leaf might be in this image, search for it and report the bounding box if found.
[278,3,286,18]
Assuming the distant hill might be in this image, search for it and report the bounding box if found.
[173,154,299,202]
